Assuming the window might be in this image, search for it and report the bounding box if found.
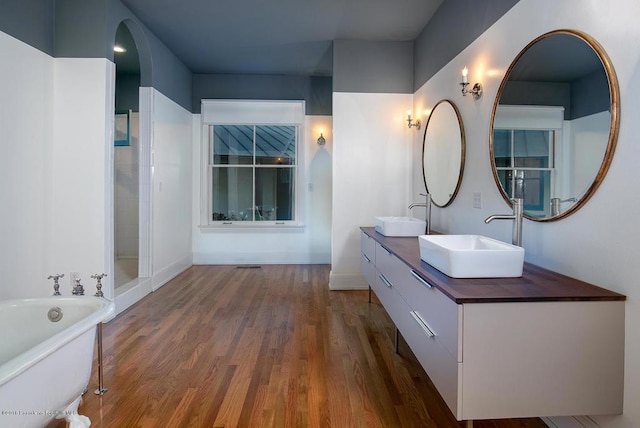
[493,128,555,213]
[200,100,304,227]
[493,105,565,217]
[209,125,297,223]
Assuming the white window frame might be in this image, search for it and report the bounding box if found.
[493,105,565,216]
[199,100,305,230]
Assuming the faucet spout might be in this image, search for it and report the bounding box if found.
[484,198,523,247]
[484,214,515,223]
[408,193,431,234]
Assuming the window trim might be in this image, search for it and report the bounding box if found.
[199,100,305,229]
[493,105,565,216]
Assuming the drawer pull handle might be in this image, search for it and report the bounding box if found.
[410,311,435,338]
[380,245,391,255]
[410,270,432,288]
[361,253,371,263]
[379,274,393,288]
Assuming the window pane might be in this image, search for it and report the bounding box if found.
[255,126,296,165]
[213,125,253,165]
[255,168,294,221]
[514,130,550,168]
[521,169,551,213]
[211,167,253,221]
[493,129,512,167]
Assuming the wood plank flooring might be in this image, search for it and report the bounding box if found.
[47,265,547,428]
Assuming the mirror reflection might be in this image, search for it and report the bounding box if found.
[422,100,465,207]
[490,29,619,221]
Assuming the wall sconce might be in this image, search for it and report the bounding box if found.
[317,133,326,146]
[460,66,482,100]
[406,110,421,130]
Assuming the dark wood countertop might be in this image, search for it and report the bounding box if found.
[361,227,626,304]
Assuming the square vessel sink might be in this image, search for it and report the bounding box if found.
[375,216,426,237]
[418,235,524,278]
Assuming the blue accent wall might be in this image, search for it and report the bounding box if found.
[193,74,332,115]
[413,0,520,91]
[53,0,192,112]
[1,0,520,112]
[0,0,54,55]
[332,40,414,94]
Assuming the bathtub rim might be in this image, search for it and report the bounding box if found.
[0,296,115,387]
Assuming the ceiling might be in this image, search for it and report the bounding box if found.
[116,0,444,76]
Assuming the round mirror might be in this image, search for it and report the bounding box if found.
[422,99,465,207]
[490,29,619,221]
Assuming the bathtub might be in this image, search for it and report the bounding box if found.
[0,296,115,427]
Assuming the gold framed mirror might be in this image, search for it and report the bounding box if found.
[489,29,619,221]
[422,99,465,207]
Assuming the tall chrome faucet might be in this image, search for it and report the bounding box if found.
[409,193,431,235]
[484,198,523,247]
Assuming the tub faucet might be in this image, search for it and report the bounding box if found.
[91,273,107,298]
[48,274,64,296]
[408,193,431,235]
[484,198,523,247]
[72,277,85,296]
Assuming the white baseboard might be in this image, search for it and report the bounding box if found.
[110,253,193,317]
[193,251,330,265]
[152,254,193,291]
[329,270,368,290]
[542,416,600,427]
[114,277,153,317]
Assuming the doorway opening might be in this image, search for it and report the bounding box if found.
[113,22,140,290]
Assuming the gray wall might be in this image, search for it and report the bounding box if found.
[571,68,610,119]
[116,74,141,112]
[413,0,520,91]
[2,0,522,113]
[501,81,572,118]
[332,40,414,94]
[192,74,332,115]
[54,0,193,112]
[0,0,54,55]
[499,69,610,120]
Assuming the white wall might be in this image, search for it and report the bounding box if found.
[412,1,640,426]
[570,111,610,197]
[151,90,193,289]
[0,32,53,299]
[191,114,333,264]
[50,57,115,299]
[330,92,414,289]
[0,31,193,303]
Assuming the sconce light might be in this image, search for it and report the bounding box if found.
[317,133,326,146]
[460,66,482,100]
[406,110,421,130]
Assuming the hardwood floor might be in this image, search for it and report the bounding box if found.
[48,265,547,428]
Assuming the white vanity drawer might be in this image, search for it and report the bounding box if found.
[375,243,405,285]
[361,231,376,265]
[372,270,408,332]
[394,296,461,417]
[360,251,377,288]
[393,268,461,361]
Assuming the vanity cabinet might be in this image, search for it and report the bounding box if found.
[360,228,625,421]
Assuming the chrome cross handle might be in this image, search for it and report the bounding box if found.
[48,273,65,296]
[91,273,107,297]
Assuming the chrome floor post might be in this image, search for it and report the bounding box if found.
[94,322,107,395]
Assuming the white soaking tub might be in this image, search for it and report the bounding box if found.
[0,296,114,427]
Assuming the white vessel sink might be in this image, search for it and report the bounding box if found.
[375,216,426,237]
[418,234,524,278]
